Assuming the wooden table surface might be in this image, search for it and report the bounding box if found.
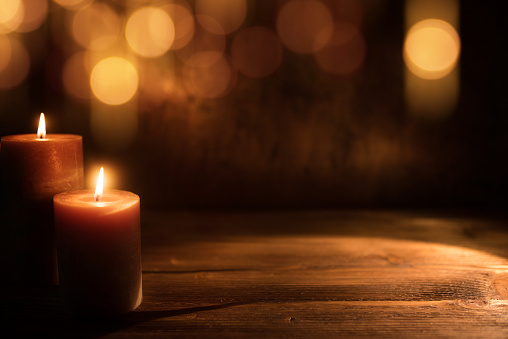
[3,209,508,337]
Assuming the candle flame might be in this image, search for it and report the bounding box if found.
[95,167,104,202]
[37,113,46,139]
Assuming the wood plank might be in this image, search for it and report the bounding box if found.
[141,213,508,272]
[4,210,508,337]
[6,282,508,337]
[142,267,508,303]
[123,300,508,338]
[141,210,508,253]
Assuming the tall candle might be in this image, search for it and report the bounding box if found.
[53,168,142,316]
[0,114,84,285]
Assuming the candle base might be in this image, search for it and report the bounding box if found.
[61,283,142,318]
[58,264,143,317]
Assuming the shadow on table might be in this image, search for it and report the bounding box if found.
[1,285,247,336]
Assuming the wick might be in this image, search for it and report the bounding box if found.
[95,195,101,202]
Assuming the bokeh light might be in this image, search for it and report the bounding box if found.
[63,51,92,101]
[0,0,24,33]
[126,6,175,58]
[0,0,21,23]
[137,61,173,111]
[0,35,12,73]
[52,0,93,11]
[162,2,195,50]
[406,0,459,30]
[183,51,235,99]
[71,2,121,51]
[175,16,226,65]
[314,22,366,76]
[90,57,138,105]
[405,67,459,120]
[195,0,247,34]
[404,19,460,80]
[119,0,150,6]
[276,0,333,54]
[330,0,362,26]
[16,0,48,32]
[231,26,283,78]
[0,36,30,90]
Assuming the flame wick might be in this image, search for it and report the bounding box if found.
[95,167,104,202]
[37,113,46,139]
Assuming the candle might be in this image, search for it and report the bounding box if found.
[0,113,84,285]
[53,168,142,316]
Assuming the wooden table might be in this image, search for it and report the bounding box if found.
[3,210,508,337]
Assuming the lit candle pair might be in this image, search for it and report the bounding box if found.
[1,113,142,316]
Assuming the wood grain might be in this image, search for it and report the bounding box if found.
[3,210,508,337]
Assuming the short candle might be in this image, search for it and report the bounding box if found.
[54,168,142,316]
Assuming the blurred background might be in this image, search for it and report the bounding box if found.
[0,0,506,210]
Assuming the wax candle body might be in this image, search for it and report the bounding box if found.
[54,189,142,316]
[0,134,84,285]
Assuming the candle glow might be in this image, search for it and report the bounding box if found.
[53,180,142,316]
[1,119,84,285]
[94,167,104,202]
[37,113,46,139]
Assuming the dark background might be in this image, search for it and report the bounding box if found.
[1,1,507,210]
